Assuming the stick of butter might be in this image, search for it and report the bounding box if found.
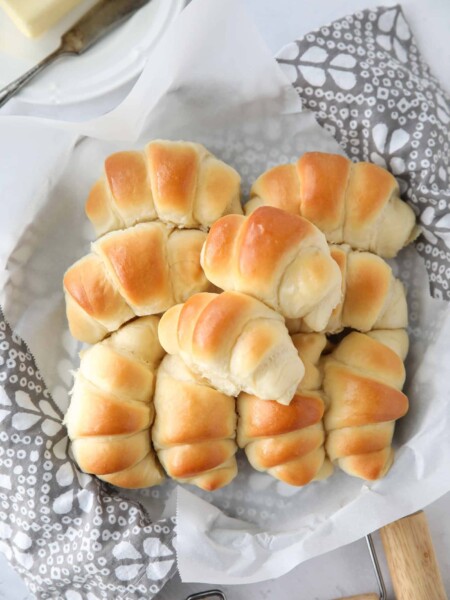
[0,0,84,38]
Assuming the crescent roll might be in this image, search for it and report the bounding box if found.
[287,245,408,334]
[65,316,165,489]
[200,206,342,330]
[237,333,332,486]
[86,139,242,236]
[153,354,237,491]
[64,222,210,344]
[247,152,419,257]
[323,329,409,480]
[158,291,304,405]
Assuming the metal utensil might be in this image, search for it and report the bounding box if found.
[186,591,226,600]
[0,0,152,108]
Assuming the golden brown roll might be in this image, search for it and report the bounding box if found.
[247,152,419,257]
[287,244,408,334]
[63,222,210,344]
[237,333,332,486]
[65,316,166,489]
[85,140,242,236]
[200,206,342,330]
[158,291,304,405]
[323,329,409,480]
[153,355,237,491]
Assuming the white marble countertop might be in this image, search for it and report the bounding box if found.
[1,0,449,598]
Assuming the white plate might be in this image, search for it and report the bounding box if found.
[0,0,185,105]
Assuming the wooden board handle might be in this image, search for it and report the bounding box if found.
[380,510,448,600]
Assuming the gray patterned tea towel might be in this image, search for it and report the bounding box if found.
[277,5,450,300]
[0,309,177,599]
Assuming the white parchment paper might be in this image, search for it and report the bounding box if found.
[0,0,449,585]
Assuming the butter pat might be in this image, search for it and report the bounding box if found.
[0,0,83,38]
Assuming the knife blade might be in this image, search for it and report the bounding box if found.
[62,0,152,54]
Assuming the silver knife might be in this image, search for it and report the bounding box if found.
[0,0,152,108]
